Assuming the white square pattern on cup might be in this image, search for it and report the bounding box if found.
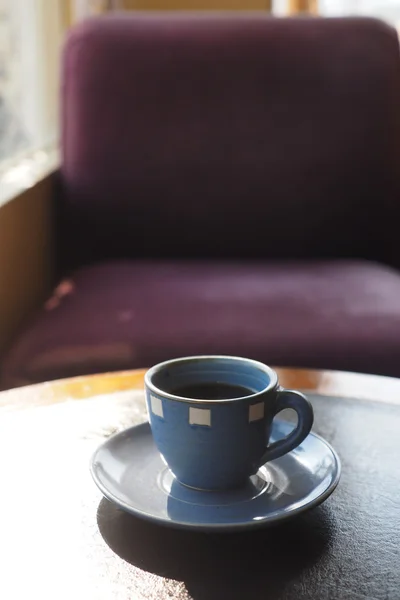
[189,407,211,426]
[150,395,164,418]
[249,402,265,422]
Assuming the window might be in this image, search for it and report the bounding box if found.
[319,0,400,22]
[0,1,65,165]
[0,0,29,162]
[274,0,400,24]
[0,1,66,205]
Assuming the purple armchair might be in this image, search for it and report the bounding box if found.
[2,13,400,388]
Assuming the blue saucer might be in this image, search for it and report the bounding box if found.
[90,421,340,531]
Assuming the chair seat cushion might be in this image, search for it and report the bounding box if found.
[3,259,400,388]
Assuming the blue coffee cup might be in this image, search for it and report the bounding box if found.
[144,356,314,491]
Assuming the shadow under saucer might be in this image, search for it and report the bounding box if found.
[97,496,335,600]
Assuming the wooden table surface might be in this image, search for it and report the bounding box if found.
[1,367,400,600]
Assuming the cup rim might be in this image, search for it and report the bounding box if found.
[144,355,279,404]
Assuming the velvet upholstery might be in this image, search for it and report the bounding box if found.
[59,14,400,269]
[4,259,400,388]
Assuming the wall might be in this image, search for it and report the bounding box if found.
[121,1,320,15]
[0,175,54,356]
[122,1,272,9]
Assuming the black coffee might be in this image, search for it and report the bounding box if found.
[170,382,253,400]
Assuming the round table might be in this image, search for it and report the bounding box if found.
[1,368,400,600]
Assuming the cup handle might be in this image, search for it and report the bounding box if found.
[260,388,314,464]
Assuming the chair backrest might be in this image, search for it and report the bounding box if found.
[60,14,400,268]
